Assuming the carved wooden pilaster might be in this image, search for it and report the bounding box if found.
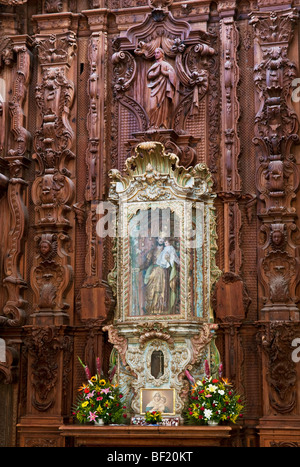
[217,2,242,276]
[259,321,300,417]
[250,8,300,321]
[30,29,77,326]
[1,35,32,327]
[21,325,73,418]
[219,3,241,194]
[78,9,113,327]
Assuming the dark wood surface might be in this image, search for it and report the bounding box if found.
[58,424,232,447]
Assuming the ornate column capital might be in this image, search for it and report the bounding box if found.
[249,8,298,46]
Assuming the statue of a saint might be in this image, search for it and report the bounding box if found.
[142,237,180,315]
[147,48,176,129]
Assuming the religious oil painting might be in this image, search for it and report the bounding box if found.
[129,207,181,317]
[140,388,175,415]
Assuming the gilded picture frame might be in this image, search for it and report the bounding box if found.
[107,142,221,324]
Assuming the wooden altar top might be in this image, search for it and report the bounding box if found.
[58,424,232,447]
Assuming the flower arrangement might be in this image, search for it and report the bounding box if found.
[73,358,127,425]
[145,410,163,425]
[184,361,244,426]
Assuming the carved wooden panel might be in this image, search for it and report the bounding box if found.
[0,0,299,449]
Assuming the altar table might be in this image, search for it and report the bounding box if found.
[58,424,232,447]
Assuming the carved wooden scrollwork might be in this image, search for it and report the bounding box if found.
[25,326,73,412]
[261,322,300,414]
[1,36,32,327]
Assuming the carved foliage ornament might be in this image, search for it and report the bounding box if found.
[261,322,299,413]
[25,326,73,412]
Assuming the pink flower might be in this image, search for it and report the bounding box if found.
[85,365,91,381]
[185,369,195,385]
[205,394,212,398]
[88,411,97,422]
[101,388,110,394]
[97,396,103,401]
[86,390,95,399]
[96,357,101,376]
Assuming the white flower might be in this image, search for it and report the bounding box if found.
[204,409,212,420]
[218,389,225,395]
[196,380,203,387]
[207,384,217,393]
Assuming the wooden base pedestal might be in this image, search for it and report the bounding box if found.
[58,425,232,447]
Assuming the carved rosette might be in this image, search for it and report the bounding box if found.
[250,9,300,320]
[30,32,77,325]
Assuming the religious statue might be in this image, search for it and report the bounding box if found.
[147,48,176,129]
[141,236,180,315]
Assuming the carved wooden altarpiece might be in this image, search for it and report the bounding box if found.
[1,0,300,449]
[104,141,220,418]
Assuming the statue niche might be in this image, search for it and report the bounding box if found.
[151,350,164,379]
[111,7,215,170]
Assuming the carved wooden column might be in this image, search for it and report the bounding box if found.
[214,2,245,397]
[250,7,300,445]
[218,1,242,277]
[18,12,78,448]
[30,18,78,326]
[78,8,113,371]
[250,8,300,321]
[0,34,32,328]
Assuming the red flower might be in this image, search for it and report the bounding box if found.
[84,388,89,393]
[123,414,127,418]
[200,406,205,411]
[198,415,203,419]
[119,394,123,398]
[189,412,193,415]
[222,408,227,412]
[212,379,219,383]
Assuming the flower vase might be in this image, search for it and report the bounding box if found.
[94,418,104,426]
[207,420,218,426]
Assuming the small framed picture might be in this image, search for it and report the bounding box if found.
[140,388,175,415]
